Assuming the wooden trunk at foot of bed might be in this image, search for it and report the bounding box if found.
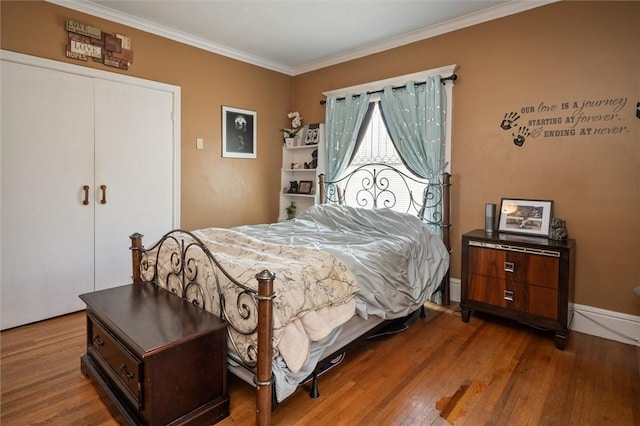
[129,233,275,426]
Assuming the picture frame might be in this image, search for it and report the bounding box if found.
[498,198,553,237]
[298,180,313,194]
[222,106,256,159]
[304,123,320,145]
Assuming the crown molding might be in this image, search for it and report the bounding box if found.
[294,0,559,75]
[46,0,294,75]
[47,0,558,76]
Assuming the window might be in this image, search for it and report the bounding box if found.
[323,65,456,216]
[342,102,425,214]
[350,102,400,166]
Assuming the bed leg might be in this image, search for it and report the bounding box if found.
[318,174,325,204]
[129,233,144,283]
[309,372,320,399]
[255,270,276,426]
[441,173,451,306]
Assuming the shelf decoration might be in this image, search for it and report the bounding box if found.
[286,202,297,220]
[65,19,133,70]
[304,149,318,169]
[298,180,313,194]
[305,123,320,145]
[281,111,303,144]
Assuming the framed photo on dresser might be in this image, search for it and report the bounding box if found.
[497,198,553,236]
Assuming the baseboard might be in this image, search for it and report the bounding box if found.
[570,303,640,347]
[449,278,461,303]
[447,278,640,347]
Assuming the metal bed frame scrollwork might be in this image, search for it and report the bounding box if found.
[319,164,451,303]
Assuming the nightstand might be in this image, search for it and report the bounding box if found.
[460,229,575,349]
[80,282,230,425]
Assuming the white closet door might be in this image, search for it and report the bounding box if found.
[93,79,175,290]
[1,62,95,329]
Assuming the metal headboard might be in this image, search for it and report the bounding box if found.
[318,164,451,303]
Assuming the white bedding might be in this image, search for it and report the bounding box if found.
[234,204,450,319]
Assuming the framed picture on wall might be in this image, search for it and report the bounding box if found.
[498,198,553,237]
[222,106,256,158]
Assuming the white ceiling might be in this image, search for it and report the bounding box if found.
[51,0,556,75]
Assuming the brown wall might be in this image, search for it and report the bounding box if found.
[294,1,640,316]
[2,1,639,316]
[1,1,292,230]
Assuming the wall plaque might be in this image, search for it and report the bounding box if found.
[64,19,133,70]
[66,19,101,39]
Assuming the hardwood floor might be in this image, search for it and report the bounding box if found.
[2,304,638,425]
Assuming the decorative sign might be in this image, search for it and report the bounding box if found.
[66,19,101,39]
[104,34,122,53]
[65,19,133,70]
[499,97,630,147]
[70,40,102,59]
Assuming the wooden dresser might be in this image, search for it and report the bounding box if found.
[80,282,230,425]
[460,229,575,349]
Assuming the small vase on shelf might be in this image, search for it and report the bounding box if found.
[284,137,295,147]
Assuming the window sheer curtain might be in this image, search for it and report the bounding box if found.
[324,92,372,181]
[379,77,447,237]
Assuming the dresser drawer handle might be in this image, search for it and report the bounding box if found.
[504,262,515,273]
[92,334,105,347]
[119,363,135,381]
[504,290,515,302]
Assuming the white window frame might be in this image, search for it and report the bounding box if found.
[322,64,457,174]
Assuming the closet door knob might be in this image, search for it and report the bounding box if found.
[82,185,90,205]
[100,185,107,204]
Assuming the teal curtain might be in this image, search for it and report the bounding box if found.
[324,92,372,181]
[379,77,446,180]
[380,77,447,239]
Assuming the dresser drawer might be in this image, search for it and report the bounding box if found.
[467,274,558,319]
[468,245,560,289]
[88,315,142,409]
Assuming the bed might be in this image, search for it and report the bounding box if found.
[129,165,451,425]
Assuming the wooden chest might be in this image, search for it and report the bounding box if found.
[80,283,230,425]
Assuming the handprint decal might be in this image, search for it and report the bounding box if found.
[500,112,520,130]
[512,126,531,147]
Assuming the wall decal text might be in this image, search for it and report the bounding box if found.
[499,97,630,147]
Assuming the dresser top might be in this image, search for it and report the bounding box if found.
[463,229,575,250]
[80,283,226,355]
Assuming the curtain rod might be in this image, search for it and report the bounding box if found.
[319,73,457,105]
